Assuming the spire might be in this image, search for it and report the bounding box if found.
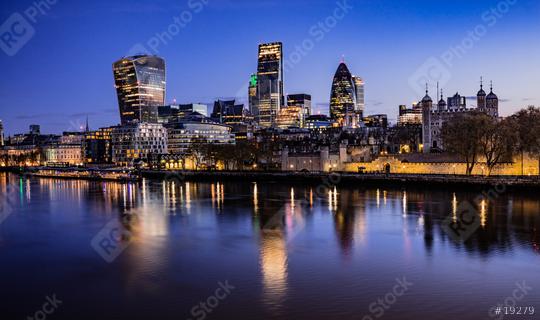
[85,116,89,132]
[425,83,429,95]
[440,88,444,100]
[480,76,483,89]
[490,80,493,92]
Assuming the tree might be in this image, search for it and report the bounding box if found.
[441,112,486,175]
[510,106,540,175]
[478,117,516,176]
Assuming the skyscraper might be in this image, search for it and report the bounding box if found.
[330,62,358,127]
[286,94,312,128]
[0,119,4,146]
[113,55,166,125]
[248,74,259,119]
[352,76,365,118]
[256,42,284,128]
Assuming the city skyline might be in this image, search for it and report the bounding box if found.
[1,0,539,134]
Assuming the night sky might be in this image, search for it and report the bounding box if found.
[1,0,539,135]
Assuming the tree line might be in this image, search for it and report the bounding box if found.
[442,106,540,176]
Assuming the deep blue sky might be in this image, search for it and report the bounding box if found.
[1,0,539,134]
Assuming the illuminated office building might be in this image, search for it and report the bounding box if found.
[111,123,168,166]
[330,62,362,128]
[256,42,284,127]
[276,94,312,129]
[83,127,113,164]
[113,55,166,124]
[248,74,259,119]
[352,76,365,118]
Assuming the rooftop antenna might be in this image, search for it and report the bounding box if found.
[480,76,483,89]
[490,80,493,91]
[436,82,439,98]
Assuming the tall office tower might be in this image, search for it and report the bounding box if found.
[248,74,259,119]
[0,119,4,146]
[352,76,365,118]
[330,62,357,127]
[113,55,166,125]
[287,94,312,128]
[256,42,284,127]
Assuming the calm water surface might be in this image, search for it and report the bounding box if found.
[0,173,539,320]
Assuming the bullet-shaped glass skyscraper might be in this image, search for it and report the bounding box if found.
[330,62,363,127]
[256,42,284,127]
[113,55,166,125]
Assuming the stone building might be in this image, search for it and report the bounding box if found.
[422,80,498,153]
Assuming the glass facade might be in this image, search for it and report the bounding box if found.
[352,76,365,118]
[330,63,357,127]
[113,55,166,125]
[256,43,284,128]
[248,74,259,119]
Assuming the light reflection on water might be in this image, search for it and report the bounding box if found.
[0,172,539,320]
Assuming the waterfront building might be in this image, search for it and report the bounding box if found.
[83,127,113,164]
[113,55,166,125]
[330,62,363,128]
[422,80,499,153]
[256,42,284,127]
[166,112,235,154]
[0,120,4,146]
[111,123,168,166]
[43,144,83,166]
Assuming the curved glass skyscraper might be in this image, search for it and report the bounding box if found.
[330,62,363,128]
[113,55,166,124]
